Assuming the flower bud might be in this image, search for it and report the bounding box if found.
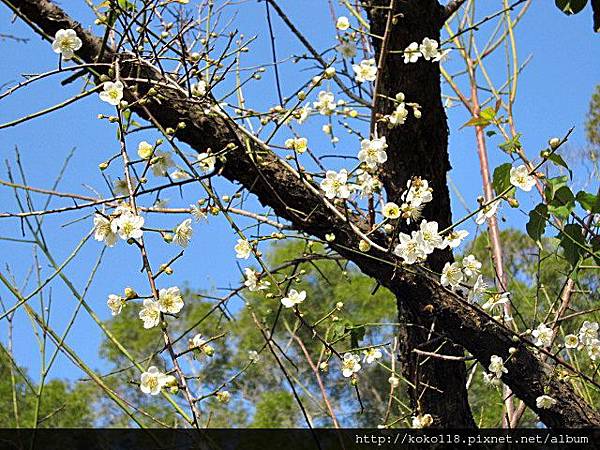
[548,137,560,149]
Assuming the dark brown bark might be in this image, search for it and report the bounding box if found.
[364,0,474,427]
[4,0,600,428]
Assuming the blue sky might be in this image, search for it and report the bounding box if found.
[0,0,598,384]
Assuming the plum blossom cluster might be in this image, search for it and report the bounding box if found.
[136,286,185,329]
[93,205,144,247]
[563,321,600,361]
[380,92,422,129]
[403,38,449,64]
[93,205,193,249]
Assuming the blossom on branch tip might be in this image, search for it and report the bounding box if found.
[352,59,377,83]
[140,366,167,395]
[99,81,124,106]
[173,218,193,247]
[158,286,184,314]
[93,214,118,247]
[139,299,161,329]
[52,29,82,60]
[281,289,306,308]
[235,239,252,259]
[510,165,536,192]
[341,353,361,378]
[112,212,144,241]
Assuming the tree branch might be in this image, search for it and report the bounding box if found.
[3,0,600,428]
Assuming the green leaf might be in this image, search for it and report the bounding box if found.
[548,186,576,219]
[544,175,569,201]
[526,204,548,242]
[547,153,572,180]
[499,133,523,154]
[462,107,497,129]
[492,163,513,196]
[576,191,600,213]
[558,224,585,268]
[555,0,589,14]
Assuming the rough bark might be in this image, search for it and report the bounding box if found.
[364,0,474,427]
[3,0,600,428]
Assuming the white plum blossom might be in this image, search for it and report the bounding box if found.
[140,366,167,395]
[467,275,487,303]
[403,42,421,63]
[352,58,377,83]
[190,204,207,222]
[358,136,388,168]
[99,81,124,106]
[248,350,261,363]
[137,141,154,159]
[399,202,423,224]
[336,16,350,30]
[158,287,184,314]
[173,218,193,247]
[244,268,270,292]
[313,91,336,116]
[387,103,409,127]
[382,202,401,220]
[285,137,308,153]
[532,323,553,348]
[320,169,352,199]
[139,299,161,329]
[197,153,216,173]
[420,37,440,61]
[578,321,598,346]
[415,219,445,254]
[475,199,500,225]
[433,48,451,62]
[107,294,124,316]
[444,229,469,249]
[488,355,507,379]
[296,104,312,124]
[341,353,361,378]
[235,239,252,259]
[405,178,433,207]
[394,232,425,264]
[337,40,357,58]
[412,414,433,428]
[216,390,231,403]
[363,348,383,364]
[151,151,174,177]
[171,170,190,180]
[93,214,118,247]
[191,80,207,97]
[482,292,510,311]
[388,376,400,388]
[440,262,464,289]
[536,395,557,409]
[356,170,382,197]
[281,289,306,308]
[564,334,579,349]
[112,212,144,241]
[588,340,600,361]
[52,29,82,60]
[461,254,482,279]
[510,165,536,192]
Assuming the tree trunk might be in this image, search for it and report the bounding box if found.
[365,0,474,427]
